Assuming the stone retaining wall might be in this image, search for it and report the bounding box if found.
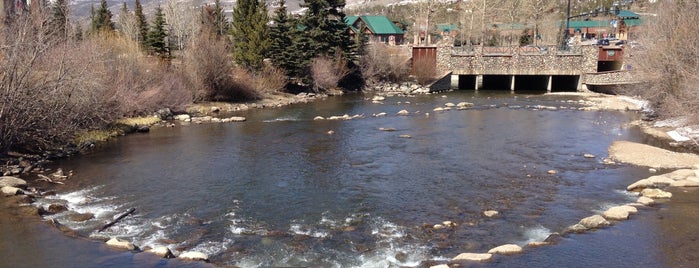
[437,45,598,76]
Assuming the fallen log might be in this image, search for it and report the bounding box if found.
[98,208,136,232]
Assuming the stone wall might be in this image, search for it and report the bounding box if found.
[437,45,598,76]
[583,70,638,85]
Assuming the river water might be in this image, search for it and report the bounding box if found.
[8,91,666,267]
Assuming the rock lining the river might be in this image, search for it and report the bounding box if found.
[106,237,138,251]
[178,251,209,262]
[488,244,523,255]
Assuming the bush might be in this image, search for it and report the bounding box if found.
[0,13,192,153]
[359,43,410,84]
[310,52,351,92]
[252,64,288,94]
[183,33,259,102]
[625,1,699,122]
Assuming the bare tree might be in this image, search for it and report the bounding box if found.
[164,0,200,51]
[626,1,699,121]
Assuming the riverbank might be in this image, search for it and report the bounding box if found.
[3,90,699,267]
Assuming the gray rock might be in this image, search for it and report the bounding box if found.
[0,176,27,188]
[641,188,672,199]
[1,186,21,196]
[396,110,410,116]
[483,210,499,217]
[637,196,655,206]
[68,212,95,222]
[487,244,523,254]
[579,215,610,229]
[627,179,654,191]
[179,251,209,261]
[106,237,138,251]
[453,252,493,262]
[147,246,175,258]
[155,108,173,120]
[603,206,631,220]
[565,223,587,233]
[47,204,68,214]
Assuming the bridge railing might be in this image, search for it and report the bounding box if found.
[518,46,549,55]
[451,46,476,56]
[556,46,583,55]
[482,46,513,56]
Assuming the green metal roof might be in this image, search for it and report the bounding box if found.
[566,18,644,28]
[616,10,640,19]
[345,15,404,35]
[437,24,459,32]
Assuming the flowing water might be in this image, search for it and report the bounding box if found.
[28,91,655,267]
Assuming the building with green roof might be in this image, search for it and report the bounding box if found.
[346,15,405,45]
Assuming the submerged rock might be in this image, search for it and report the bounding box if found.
[564,223,588,233]
[637,196,655,206]
[483,210,499,217]
[396,110,410,116]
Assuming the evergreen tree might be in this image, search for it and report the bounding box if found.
[49,0,69,39]
[230,0,270,70]
[146,5,169,58]
[90,0,115,33]
[268,0,295,75]
[212,0,228,36]
[134,0,149,46]
[299,0,353,59]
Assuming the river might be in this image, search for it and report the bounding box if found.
[2,90,685,267]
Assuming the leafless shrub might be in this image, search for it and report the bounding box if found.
[0,12,192,153]
[625,1,699,122]
[310,52,351,92]
[183,33,259,102]
[359,43,410,83]
[0,15,113,152]
[252,64,288,94]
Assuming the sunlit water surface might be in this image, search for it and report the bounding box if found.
[34,91,655,267]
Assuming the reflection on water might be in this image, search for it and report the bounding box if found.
[5,91,670,267]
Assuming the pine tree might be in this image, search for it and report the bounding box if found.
[269,0,295,75]
[212,0,228,36]
[299,0,353,59]
[49,0,69,39]
[90,0,115,33]
[134,0,149,46]
[230,0,270,70]
[147,5,169,58]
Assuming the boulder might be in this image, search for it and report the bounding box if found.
[579,215,609,229]
[667,169,696,180]
[47,204,68,214]
[670,180,699,187]
[227,116,246,122]
[429,264,450,268]
[487,244,523,255]
[372,96,385,101]
[483,210,499,217]
[373,112,387,117]
[564,223,587,233]
[0,176,27,188]
[453,252,493,262]
[641,188,672,199]
[313,116,325,120]
[106,237,138,251]
[155,108,173,120]
[444,103,455,107]
[433,107,445,112]
[68,212,95,222]
[1,186,21,196]
[648,175,675,185]
[174,114,191,121]
[627,179,655,191]
[543,233,562,244]
[637,196,655,206]
[396,110,410,116]
[603,206,631,221]
[527,241,550,247]
[147,246,175,258]
[179,251,209,262]
[583,153,596,158]
[398,134,412,138]
[457,102,474,108]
